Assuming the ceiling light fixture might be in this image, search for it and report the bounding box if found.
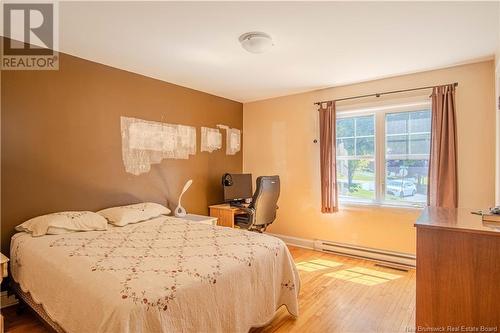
[239,32,273,54]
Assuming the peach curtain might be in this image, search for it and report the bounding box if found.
[319,101,338,213]
[428,84,458,208]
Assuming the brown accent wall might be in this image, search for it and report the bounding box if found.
[1,51,243,254]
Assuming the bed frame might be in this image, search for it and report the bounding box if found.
[11,282,65,333]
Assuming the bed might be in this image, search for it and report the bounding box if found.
[10,216,300,333]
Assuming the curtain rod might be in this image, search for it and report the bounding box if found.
[314,82,458,106]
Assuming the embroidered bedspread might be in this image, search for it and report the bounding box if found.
[10,216,299,333]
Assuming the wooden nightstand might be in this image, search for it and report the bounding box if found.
[0,255,7,282]
[1,253,9,333]
[173,214,218,226]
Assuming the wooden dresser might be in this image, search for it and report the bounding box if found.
[415,208,500,330]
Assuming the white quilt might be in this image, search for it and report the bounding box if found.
[10,216,299,333]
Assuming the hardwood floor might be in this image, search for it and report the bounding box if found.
[1,246,415,333]
[253,247,416,333]
[1,306,48,333]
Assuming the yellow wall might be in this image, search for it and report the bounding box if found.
[496,6,500,204]
[497,5,500,68]
[496,59,500,205]
[243,60,496,255]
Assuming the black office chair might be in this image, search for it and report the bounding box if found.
[234,175,280,233]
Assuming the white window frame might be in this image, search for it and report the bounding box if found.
[336,100,431,208]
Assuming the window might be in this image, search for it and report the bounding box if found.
[336,105,431,207]
[336,115,375,202]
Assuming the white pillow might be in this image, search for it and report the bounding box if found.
[15,211,108,237]
[97,202,170,227]
[47,227,78,235]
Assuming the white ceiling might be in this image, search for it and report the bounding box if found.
[58,1,500,102]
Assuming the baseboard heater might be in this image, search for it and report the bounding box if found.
[313,240,416,269]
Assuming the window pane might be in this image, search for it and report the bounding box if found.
[356,137,374,156]
[385,110,431,205]
[337,118,355,138]
[410,134,430,154]
[337,158,375,201]
[336,114,375,203]
[355,116,374,136]
[386,113,408,135]
[409,110,431,133]
[385,159,429,204]
[386,135,408,155]
[337,138,355,156]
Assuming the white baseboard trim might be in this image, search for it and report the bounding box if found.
[1,290,18,309]
[266,232,315,250]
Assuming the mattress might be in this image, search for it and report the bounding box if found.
[10,216,300,333]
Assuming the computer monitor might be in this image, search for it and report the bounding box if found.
[223,173,253,203]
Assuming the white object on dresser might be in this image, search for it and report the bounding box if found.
[174,214,217,226]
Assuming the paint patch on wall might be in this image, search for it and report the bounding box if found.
[121,116,196,175]
[227,128,241,155]
[217,124,241,155]
[200,127,222,153]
